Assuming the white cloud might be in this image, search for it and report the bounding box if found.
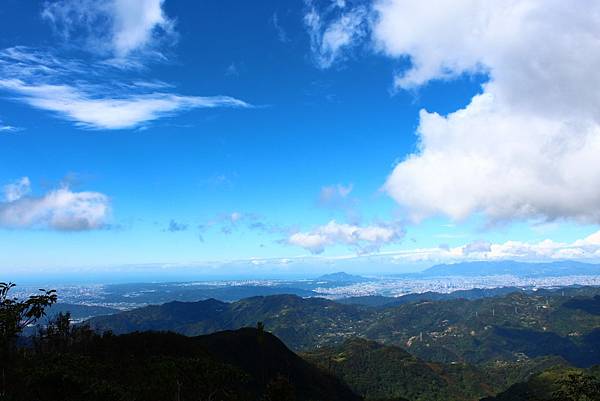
[42,0,175,59]
[0,177,110,231]
[288,220,404,254]
[304,1,370,68]
[0,47,250,129]
[374,0,600,223]
[3,177,31,202]
[384,229,600,264]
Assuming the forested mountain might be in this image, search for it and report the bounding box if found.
[303,338,567,401]
[88,288,600,367]
[5,283,600,401]
[481,366,600,401]
[89,294,372,350]
[339,287,525,307]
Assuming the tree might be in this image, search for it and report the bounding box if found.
[35,311,96,354]
[0,282,57,397]
[553,372,600,401]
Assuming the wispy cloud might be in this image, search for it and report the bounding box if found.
[271,13,289,43]
[3,177,31,202]
[318,183,360,222]
[42,0,176,60]
[195,211,294,241]
[319,183,353,205]
[0,78,249,130]
[202,211,265,235]
[304,1,371,68]
[0,120,22,133]
[225,62,240,77]
[0,177,110,231]
[0,47,250,130]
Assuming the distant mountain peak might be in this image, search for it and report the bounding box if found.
[316,272,368,283]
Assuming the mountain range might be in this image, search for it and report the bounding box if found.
[419,260,600,277]
[89,288,600,367]
[11,284,600,401]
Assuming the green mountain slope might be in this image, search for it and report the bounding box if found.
[481,366,600,401]
[303,338,567,401]
[88,288,600,366]
[89,294,372,350]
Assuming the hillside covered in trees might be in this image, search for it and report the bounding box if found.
[89,287,600,367]
[3,282,600,401]
[303,338,568,401]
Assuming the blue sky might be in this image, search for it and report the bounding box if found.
[1,0,600,281]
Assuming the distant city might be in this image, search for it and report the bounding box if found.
[11,260,600,312]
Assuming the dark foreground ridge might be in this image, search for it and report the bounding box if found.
[7,326,360,401]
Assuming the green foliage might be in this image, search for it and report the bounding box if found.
[1,282,57,398]
[303,338,565,401]
[552,372,600,401]
[1,282,57,347]
[483,367,600,401]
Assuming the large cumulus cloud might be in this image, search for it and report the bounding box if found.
[375,0,600,223]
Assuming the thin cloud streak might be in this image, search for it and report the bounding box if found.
[0,47,251,130]
[0,78,249,130]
